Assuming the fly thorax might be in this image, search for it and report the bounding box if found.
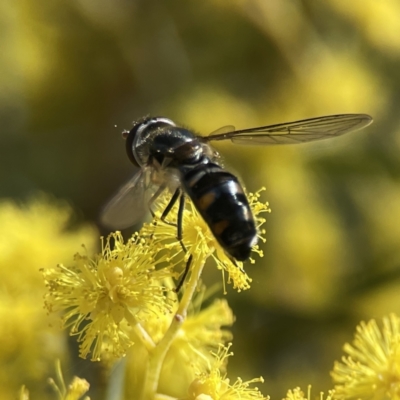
[172,141,204,164]
[149,131,204,168]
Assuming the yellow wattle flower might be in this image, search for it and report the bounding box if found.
[332,313,400,400]
[0,195,97,399]
[43,232,174,361]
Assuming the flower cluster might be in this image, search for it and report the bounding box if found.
[12,186,400,400]
[332,314,400,400]
[36,188,400,400]
[40,189,270,398]
[0,195,97,399]
[43,232,173,360]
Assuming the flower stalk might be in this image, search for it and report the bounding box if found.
[141,257,206,400]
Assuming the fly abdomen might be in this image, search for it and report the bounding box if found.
[181,163,257,261]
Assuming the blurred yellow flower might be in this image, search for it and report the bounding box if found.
[18,386,29,400]
[43,232,174,361]
[332,314,400,400]
[0,195,97,400]
[329,0,400,55]
[0,291,66,399]
[0,194,97,295]
[142,189,270,292]
[187,343,267,400]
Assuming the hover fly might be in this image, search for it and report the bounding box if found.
[101,114,373,289]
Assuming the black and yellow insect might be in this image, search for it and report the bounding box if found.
[101,114,373,288]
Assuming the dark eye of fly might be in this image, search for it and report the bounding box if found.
[124,117,176,167]
[123,118,149,166]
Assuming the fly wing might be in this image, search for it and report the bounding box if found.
[100,167,151,229]
[204,114,373,145]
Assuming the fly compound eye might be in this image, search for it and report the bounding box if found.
[124,118,149,167]
[124,116,177,167]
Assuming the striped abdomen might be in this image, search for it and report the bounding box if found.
[181,163,257,261]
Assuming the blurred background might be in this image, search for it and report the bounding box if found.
[1,0,400,398]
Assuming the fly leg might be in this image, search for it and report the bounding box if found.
[149,187,192,292]
[148,186,181,228]
[158,188,186,253]
[147,183,179,239]
[159,188,180,226]
[176,192,187,252]
[175,193,193,292]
